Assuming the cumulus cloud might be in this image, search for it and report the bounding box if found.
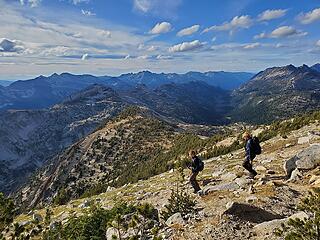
[137,55,149,59]
[317,40,320,47]
[168,40,204,53]
[81,53,89,60]
[20,0,41,7]
[72,0,90,4]
[81,9,96,16]
[149,22,172,34]
[137,44,157,51]
[177,25,200,37]
[0,38,24,53]
[254,26,307,39]
[243,42,260,49]
[203,15,253,34]
[133,0,182,18]
[298,8,320,24]
[146,46,157,51]
[156,55,172,60]
[98,30,112,38]
[258,9,287,21]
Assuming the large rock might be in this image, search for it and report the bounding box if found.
[253,211,308,237]
[220,172,237,182]
[106,227,120,240]
[32,213,43,222]
[287,168,302,182]
[165,212,185,226]
[284,144,320,178]
[203,183,239,195]
[223,202,282,223]
[235,177,252,188]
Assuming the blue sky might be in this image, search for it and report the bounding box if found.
[0,0,319,79]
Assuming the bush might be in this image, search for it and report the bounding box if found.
[162,187,196,221]
[0,192,15,232]
[275,188,320,240]
[42,202,160,240]
[52,188,70,206]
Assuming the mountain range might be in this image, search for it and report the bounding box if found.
[0,80,15,87]
[0,71,253,111]
[232,64,320,123]
[1,62,320,200]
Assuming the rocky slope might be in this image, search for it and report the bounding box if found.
[15,107,179,209]
[7,114,320,240]
[0,81,235,195]
[231,64,320,123]
[0,85,127,193]
[122,81,231,125]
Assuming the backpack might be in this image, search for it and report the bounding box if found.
[197,158,204,171]
[252,136,262,155]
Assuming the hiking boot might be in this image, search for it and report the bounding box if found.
[249,172,257,179]
[197,190,204,196]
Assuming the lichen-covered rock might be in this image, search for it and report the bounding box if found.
[165,212,185,226]
[284,144,320,178]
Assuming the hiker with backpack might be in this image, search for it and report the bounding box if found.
[188,150,204,194]
[242,132,261,179]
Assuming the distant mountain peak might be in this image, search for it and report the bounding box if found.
[311,63,320,72]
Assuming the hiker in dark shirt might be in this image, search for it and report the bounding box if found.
[189,150,202,193]
[242,132,258,179]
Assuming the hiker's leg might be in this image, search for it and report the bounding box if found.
[189,171,201,192]
[243,159,257,176]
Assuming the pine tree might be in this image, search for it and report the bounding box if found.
[275,188,320,240]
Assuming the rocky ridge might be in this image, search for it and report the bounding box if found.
[7,118,320,240]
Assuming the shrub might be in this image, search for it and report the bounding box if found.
[275,188,320,240]
[0,192,15,232]
[162,187,196,221]
[52,188,70,206]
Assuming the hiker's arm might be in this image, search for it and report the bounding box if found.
[246,141,252,161]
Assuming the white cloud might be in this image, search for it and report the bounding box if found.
[0,38,24,53]
[254,32,267,39]
[137,55,149,59]
[81,53,89,60]
[258,9,287,21]
[243,42,260,49]
[137,44,157,51]
[271,26,307,38]
[147,46,157,51]
[316,40,320,47]
[98,30,112,38]
[20,0,41,7]
[254,26,307,39]
[81,9,96,16]
[124,54,131,60]
[72,0,90,4]
[203,15,253,34]
[298,8,320,24]
[133,0,182,18]
[156,55,172,60]
[177,25,200,37]
[149,22,172,34]
[168,40,204,53]
[211,37,217,42]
